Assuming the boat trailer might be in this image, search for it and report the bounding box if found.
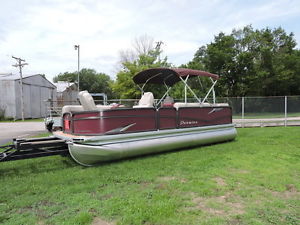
[0,137,68,162]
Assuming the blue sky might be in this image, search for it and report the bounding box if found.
[0,0,299,81]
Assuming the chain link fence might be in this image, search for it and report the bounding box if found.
[220,96,300,127]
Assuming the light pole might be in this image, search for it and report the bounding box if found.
[74,45,80,92]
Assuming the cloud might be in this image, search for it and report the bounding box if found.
[0,0,299,81]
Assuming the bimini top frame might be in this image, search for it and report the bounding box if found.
[133,68,219,105]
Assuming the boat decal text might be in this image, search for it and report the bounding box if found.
[180,120,198,125]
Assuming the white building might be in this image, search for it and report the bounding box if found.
[54,81,78,107]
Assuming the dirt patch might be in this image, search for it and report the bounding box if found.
[89,208,97,214]
[157,176,177,181]
[92,217,115,225]
[286,184,297,192]
[214,177,226,186]
[157,176,187,183]
[179,178,187,183]
[187,192,245,216]
[139,181,151,188]
[39,200,56,207]
[156,183,167,190]
[155,176,187,189]
[270,184,299,199]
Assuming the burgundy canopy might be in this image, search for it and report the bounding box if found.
[133,68,219,86]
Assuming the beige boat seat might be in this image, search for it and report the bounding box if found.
[62,105,84,115]
[79,90,114,110]
[62,104,114,114]
[133,92,154,108]
[62,91,113,114]
[78,91,97,111]
[174,102,203,109]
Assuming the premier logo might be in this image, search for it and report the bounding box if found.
[180,120,198,125]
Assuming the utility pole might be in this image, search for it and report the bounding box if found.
[74,45,80,92]
[155,41,163,49]
[155,41,164,61]
[12,56,28,121]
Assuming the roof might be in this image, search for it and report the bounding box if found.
[133,68,219,86]
[0,74,37,80]
[0,74,56,88]
[54,81,76,92]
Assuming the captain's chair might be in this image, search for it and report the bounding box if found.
[79,91,113,110]
[62,91,115,114]
[78,91,97,111]
[133,92,154,108]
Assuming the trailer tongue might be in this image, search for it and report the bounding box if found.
[0,137,68,162]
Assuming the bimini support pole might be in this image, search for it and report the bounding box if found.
[156,73,174,107]
[156,86,172,107]
[138,72,163,97]
[179,76,201,103]
[136,84,144,95]
[141,72,162,90]
[202,79,218,104]
[184,76,188,103]
[210,78,216,104]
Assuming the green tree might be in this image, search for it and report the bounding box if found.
[113,36,171,99]
[186,25,300,96]
[53,68,114,98]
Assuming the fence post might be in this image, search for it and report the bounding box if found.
[242,97,245,128]
[284,96,287,127]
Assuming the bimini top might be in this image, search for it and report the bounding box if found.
[133,68,219,86]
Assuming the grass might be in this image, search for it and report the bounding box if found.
[0,127,299,225]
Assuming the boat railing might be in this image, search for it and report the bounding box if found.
[45,97,229,118]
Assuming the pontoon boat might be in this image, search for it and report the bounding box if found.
[53,68,237,166]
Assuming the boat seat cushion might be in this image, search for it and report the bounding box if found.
[62,105,115,114]
[62,105,84,114]
[213,103,229,107]
[96,105,114,110]
[173,102,203,109]
[78,90,97,111]
[173,102,229,109]
[133,92,154,108]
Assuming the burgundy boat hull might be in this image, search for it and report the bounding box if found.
[63,106,232,136]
